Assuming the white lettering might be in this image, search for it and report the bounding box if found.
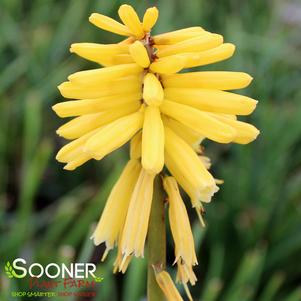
[74,263,85,279]
[86,263,96,278]
[45,263,60,278]
[61,263,73,278]
[12,258,27,278]
[29,263,43,278]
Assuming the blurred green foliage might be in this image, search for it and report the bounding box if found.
[0,0,301,300]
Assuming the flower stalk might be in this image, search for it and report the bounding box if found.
[147,176,166,301]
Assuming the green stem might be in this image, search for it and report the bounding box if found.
[147,176,166,301]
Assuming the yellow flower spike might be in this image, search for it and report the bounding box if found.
[121,168,155,257]
[161,100,237,144]
[56,102,140,140]
[118,4,145,39]
[130,131,142,159]
[91,159,141,253]
[58,76,142,100]
[52,92,142,118]
[157,34,223,57]
[181,43,236,68]
[162,71,253,90]
[150,55,186,74]
[142,106,164,174]
[129,41,150,68]
[210,113,260,144]
[142,7,159,32]
[84,110,144,160]
[143,73,164,106]
[54,6,260,291]
[70,43,129,64]
[162,116,203,151]
[89,13,131,36]
[153,26,205,44]
[163,177,197,266]
[164,88,258,116]
[164,126,219,205]
[155,270,184,301]
[68,63,143,84]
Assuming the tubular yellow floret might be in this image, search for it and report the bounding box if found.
[121,168,155,257]
[164,88,258,116]
[130,131,142,159]
[155,270,184,301]
[181,43,236,68]
[70,43,129,64]
[56,130,98,171]
[56,129,98,163]
[84,111,144,160]
[118,4,144,39]
[142,106,164,174]
[63,155,91,171]
[52,92,142,118]
[177,261,196,301]
[114,243,133,274]
[157,34,223,57]
[164,126,218,205]
[143,73,164,106]
[210,113,260,144]
[142,7,159,32]
[177,261,197,286]
[110,54,134,65]
[73,53,133,67]
[162,71,253,90]
[165,153,200,207]
[89,13,131,36]
[161,100,237,144]
[58,76,142,99]
[56,102,140,140]
[129,41,150,68]
[150,55,186,74]
[162,116,203,149]
[91,159,141,251]
[153,27,205,44]
[68,64,143,84]
[164,177,197,266]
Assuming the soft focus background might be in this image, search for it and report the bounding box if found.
[1,0,301,300]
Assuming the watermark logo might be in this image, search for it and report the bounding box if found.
[4,258,103,281]
[3,258,104,298]
[5,261,21,279]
